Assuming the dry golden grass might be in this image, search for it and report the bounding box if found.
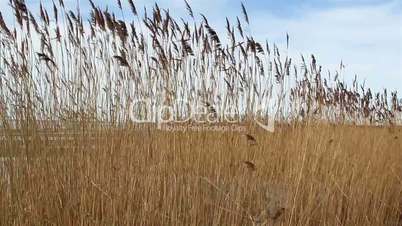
[1,122,401,225]
[0,1,401,225]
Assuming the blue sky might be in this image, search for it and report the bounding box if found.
[1,0,402,93]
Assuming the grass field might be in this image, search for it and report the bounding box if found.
[1,123,401,225]
[0,0,401,225]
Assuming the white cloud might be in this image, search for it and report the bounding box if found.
[249,1,402,92]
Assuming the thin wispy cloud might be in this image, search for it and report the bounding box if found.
[249,1,402,92]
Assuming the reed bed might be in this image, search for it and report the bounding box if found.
[1,123,402,225]
[0,0,400,125]
[0,0,401,225]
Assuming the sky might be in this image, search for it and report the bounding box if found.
[1,0,401,93]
